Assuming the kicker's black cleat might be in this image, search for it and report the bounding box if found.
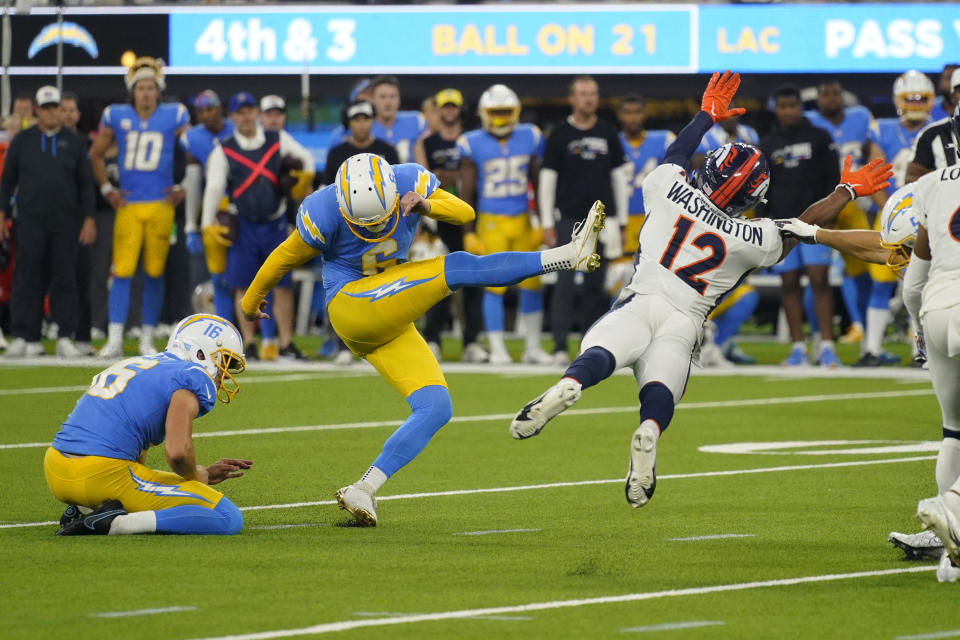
[59,504,83,528]
[56,500,126,536]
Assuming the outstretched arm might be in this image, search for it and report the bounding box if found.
[240,233,320,320]
[663,71,746,168]
[777,219,890,264]
[400,188,475,224]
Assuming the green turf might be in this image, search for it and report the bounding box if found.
[1,364,952,639]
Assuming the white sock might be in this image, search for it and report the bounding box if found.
[108,510,157,535]
[640,418,661,437]
[819,339,835,353]
[140,325,154,345]
[792,341,806,352]
[937,437,960,494]
[357,466,388,495]
[520,311,543,352]
[540,245,574,273]
[864,307,890,356]
[488,331,507,354]
[107,323,124,344]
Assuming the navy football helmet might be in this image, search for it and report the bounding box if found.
[696,142,770,217]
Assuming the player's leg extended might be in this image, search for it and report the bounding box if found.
[336,324,450,526]
[139,201,176,354]
[476,213,511,364]
[101,203,146,356]
[44,449,242,535]
[510,293,654,440]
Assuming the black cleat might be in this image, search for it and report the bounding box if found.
[59,504,83,528]
[244,342,259,361]
[278,343,309,361]
[56,500,126,536]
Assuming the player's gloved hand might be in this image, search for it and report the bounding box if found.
[464,231,486,255]
[775,218,820,244]
[914,330,927,367]
[701,71,746,123]
[185,231,204,255]
[289,170,315,201]
[838,156,893,198]
[203,224,233,248]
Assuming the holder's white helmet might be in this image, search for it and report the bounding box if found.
[478,84,521,137]
[335,153,400,241]
[879,184,918,274]
[165,314,246,403]
[893,70,934,124]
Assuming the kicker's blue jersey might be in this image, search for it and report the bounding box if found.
[101,102,190,202]
[326,112,426,164]
[456,124,543,216]
[805,106,874,169]
[53,353,217,461]
[296,163,440,303]
[620,130,674,216]
[869,117,931,193]
[179,120,236,167]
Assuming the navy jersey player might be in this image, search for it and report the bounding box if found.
[509,72,892,509]
[46,314,251,536]
[239,153,606,526]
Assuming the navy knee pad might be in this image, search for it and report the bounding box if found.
[564,346,616,390]
[944,427,960,441]
[639,382,675,433]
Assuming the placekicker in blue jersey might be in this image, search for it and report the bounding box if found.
[456,123,543,216]
[101,102,190,202]
[296,163,440,304]
[53,353,217,461]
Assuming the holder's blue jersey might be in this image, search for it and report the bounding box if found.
[620,130,675,216]
[456,124,543,216]
[805,106,874,169]
[868,117,931,193]
[179,120,236,167]
[326,112,426,164]
[101,102,190,202]
[53,353,217,461]
[296,163,440,303]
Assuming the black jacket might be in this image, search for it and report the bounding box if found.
[758,117,839,220]
[0,125,95,230]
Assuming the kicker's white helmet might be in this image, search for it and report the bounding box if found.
[879,184,918,273]
[893,70,934,124]
[125,56,166,92]
[335,153,400,241]
[165,314,246,403]
[478,84,521,137]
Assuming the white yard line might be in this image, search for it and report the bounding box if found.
[184,567,935,639]
[353,611,533,622]
[1,455,935,531]
[90,606,197,618]
[621,620,724,632]
[895,631,960,640]
[452,528,541,536]
[0,388,935,451]
[666,534,755,542]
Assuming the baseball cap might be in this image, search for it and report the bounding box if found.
[228,91,257,114]
[435,88,463,108]
[951,68,960,91]
[346,100,374,120]
[193,90,221,110]
[35,85,60,107]
[260,94,285,112]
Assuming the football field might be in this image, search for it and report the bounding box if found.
[2,356,957,639]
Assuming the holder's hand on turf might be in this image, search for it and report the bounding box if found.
[701,71,745,123]
[206,459,253,485]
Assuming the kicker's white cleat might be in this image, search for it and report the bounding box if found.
[570,200,605,273]
[626,423,659,508]
[336,484,378,527]
[510,378,582,440]
[98,340,123,359]
[916,496,960,567]
[888,528,944,560]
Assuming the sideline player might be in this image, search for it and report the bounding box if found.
[508,71,892,509]
[47,314,250,536]
[180,90,236,323]
[239,153,606,526]
[91,57,190,358]
[458,84,551,365]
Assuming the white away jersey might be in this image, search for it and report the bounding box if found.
[624,164,783,321]
[912,165,960,316]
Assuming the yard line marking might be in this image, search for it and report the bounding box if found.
[353,611,533,622]
[621,620,724,632]
[895,631,960,639]
[90,606,197,618]
[248,523,329,531]
[185,566,935,639]
[667,534,755,542]
[0,388,936,451]
[453,528,541,536]
[0,455,937,530]
[0,372,372,397]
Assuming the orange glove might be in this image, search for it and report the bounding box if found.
[838,156,893,198]
[701,71,746,123]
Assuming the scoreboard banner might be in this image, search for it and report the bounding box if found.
[6,4,959,75]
